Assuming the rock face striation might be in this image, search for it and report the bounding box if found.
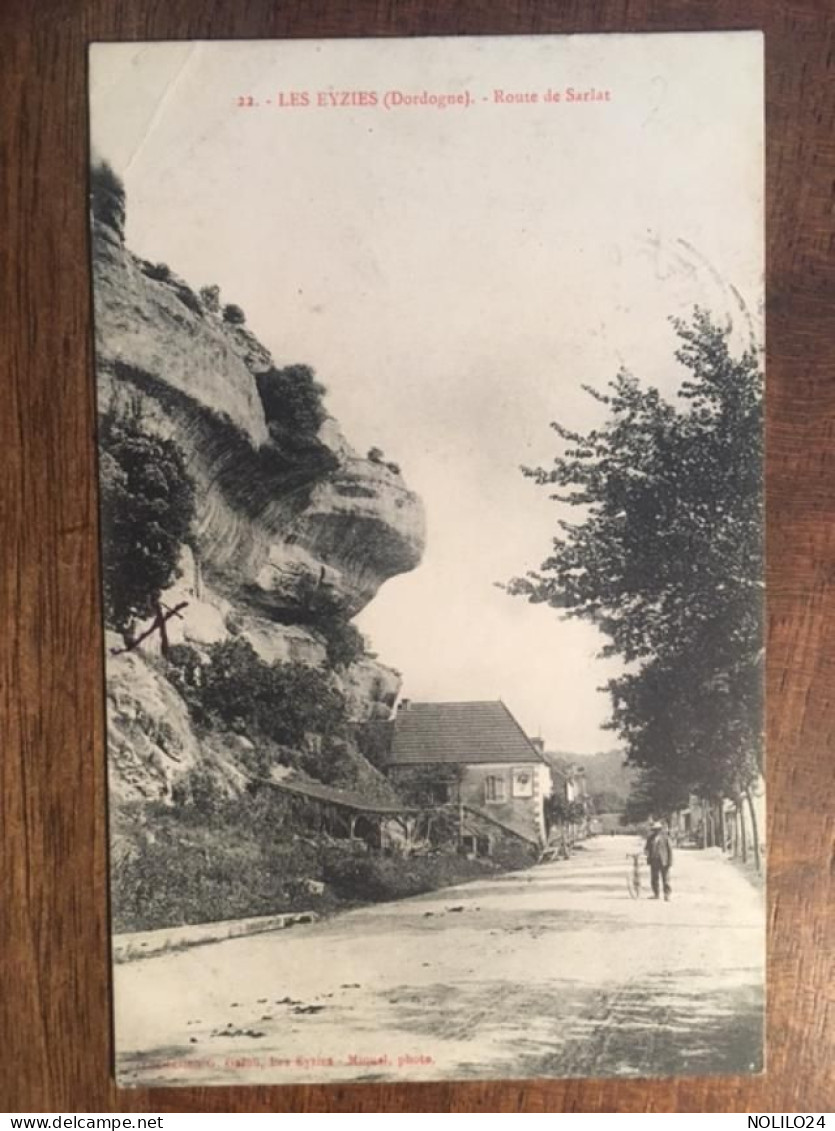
[93,200,425,802]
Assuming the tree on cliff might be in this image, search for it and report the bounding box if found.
[256,364,328,437]
[506,310,763,856]
[99,410,196,644]
[90,159,126,235]
[167,637,351,779]
[190,637,347,747]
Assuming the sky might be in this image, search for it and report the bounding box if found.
[89,34,763,752]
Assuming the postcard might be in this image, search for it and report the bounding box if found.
[89,32,764,1086]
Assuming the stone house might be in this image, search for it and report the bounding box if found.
[386,700,551,856]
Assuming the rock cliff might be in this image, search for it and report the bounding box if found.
[93,196,425,803]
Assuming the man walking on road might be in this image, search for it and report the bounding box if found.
[645,821,673,900]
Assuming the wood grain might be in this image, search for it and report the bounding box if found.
[2,0,833,1113]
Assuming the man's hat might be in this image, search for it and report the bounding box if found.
[650,821,663,830]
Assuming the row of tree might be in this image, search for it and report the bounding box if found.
[508,311,764,868]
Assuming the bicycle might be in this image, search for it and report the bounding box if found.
[626,851,643,899]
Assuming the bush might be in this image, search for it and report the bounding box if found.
[165,643,204,707]
[222,303,246,325]
[111,801,328,932]
[170,764,226,821]
[321,845,493,903]
[367,447,384,463]
[385,462,401,475]
[199,284,221,313]
[322,619,366,669]
[353,720,393,770]
[144,262,172,282]
[168,636,349,749]
[171,282,203,315]
[284,575,364,669]
[256,364,327,437]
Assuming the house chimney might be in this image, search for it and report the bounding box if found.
[398,698,411,712]
[531,737,545,754]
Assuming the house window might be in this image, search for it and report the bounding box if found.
[462,834,491,858]
[512,769,533,798]
[484,775,506,803]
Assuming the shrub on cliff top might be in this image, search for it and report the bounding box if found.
[90,159,126,234]
[199,284,221,313]
[222,303,246,325]
[144,261,172,282]
[256,364,327,437]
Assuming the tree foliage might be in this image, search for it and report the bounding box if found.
[168,637,348,751]
[508,310,763,811]
[281,574,365,669]
[90,159,126,234]
[99,411,196,634]
[622,766,691,825]
[394,764,463,807]
[545,793,588,828]
[256,364,328,437]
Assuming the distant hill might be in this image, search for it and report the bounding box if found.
[545,749,638,813]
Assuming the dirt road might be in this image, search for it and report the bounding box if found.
[115,835,764,1085]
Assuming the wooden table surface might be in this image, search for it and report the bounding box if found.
[2,0,833,1114]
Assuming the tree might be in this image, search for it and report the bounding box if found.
[622,766,691,826]
[508,310,763,860]
[394,764,463,807]
[99,411,196,641]
[256,364,328,437]
[321,619,366,670]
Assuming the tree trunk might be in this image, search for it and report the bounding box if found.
[744,788,761,873]
[154,601,170,659]
[718,799,727,853]
[738,798,748,863]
